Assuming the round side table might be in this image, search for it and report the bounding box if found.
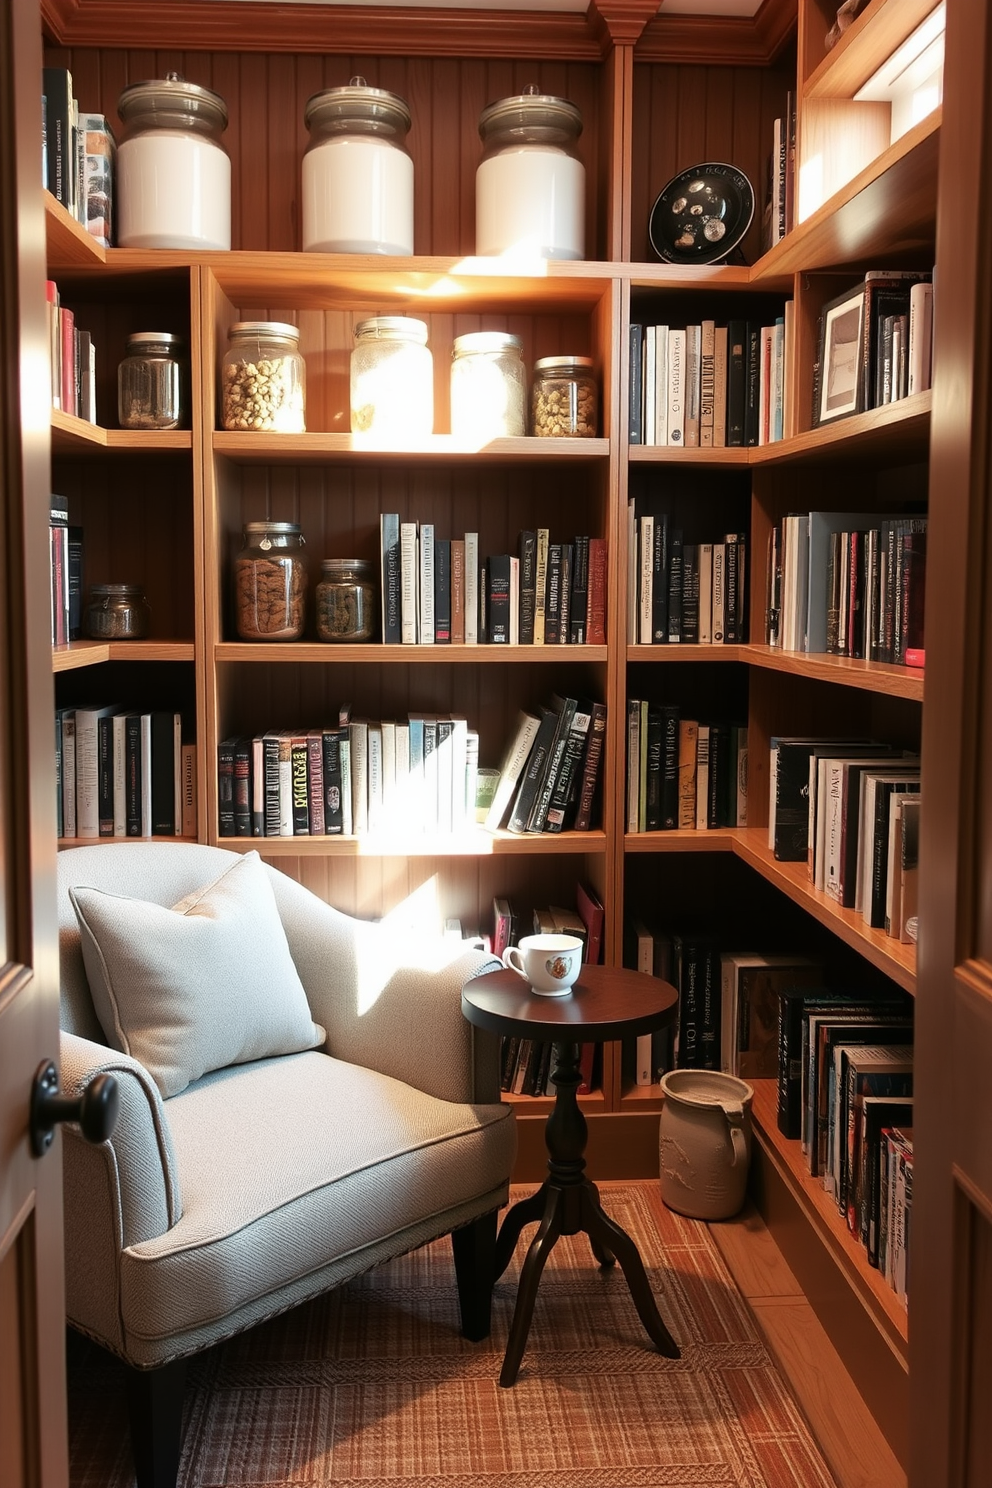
[461,964,681,1387]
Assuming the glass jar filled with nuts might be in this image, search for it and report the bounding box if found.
[531,355,598,437]
[316,559,377,642]
[234,521,308,641]
[222,322,306,433]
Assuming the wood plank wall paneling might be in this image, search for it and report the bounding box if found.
[45,47,605,259]
[630,57,797,266]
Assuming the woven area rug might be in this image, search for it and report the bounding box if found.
[68,1182,839,1488]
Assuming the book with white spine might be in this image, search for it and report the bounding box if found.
[400,522,418,644]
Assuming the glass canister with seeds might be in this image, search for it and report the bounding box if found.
[234,521,308,640]
[222,322,306,433]
[316,559,377,642]
[531,355,598,437]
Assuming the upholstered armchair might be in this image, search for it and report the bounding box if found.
[57,843,516,1488]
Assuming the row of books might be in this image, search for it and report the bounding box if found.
[811,270,933,429]
[42,67,115,246]
[781,985,914,1305]
[626,507,747,644]
[628,312,793,448]
[760,95,796,253]
[50,496,83,646]
[766,510,927,666]
[56,705,196,840]
[379,516,607,647]
[47,281,97,423]
[769,736,920,938]
[484,697,607,836]
[626,706,747,834]
[494,889,604,1096]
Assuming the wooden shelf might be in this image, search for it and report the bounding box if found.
[214,432,609,464]
[627,644,747,664]
[804,0,943,100]
[628,445,751,467]
[218,828,608,857]
[51,410,193,455]
[59,835,198,848]
[216,642,608,664]
[52,641,195,672]
[749,391,931,468]
[741,646,924,701]
[750,1078,909,1363]
[625,830,736,853]
[731,829,917,992]
[45,192,105,269]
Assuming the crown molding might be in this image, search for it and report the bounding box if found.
[588,0,660,48]
[637,0,796,65]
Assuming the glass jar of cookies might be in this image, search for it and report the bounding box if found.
[234,521,308,640]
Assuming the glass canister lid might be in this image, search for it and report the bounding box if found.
[354,315,429,343]
[453,332,523,356]
[126,331,184,349]
[243,520,304,544]
[229,320,300,343]
[534,354,594,370]
[305,77,411,136]
[478,85,583,143]
[117,73,229,131]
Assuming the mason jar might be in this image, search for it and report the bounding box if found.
[234,521,307,641]
[116,74,231,250]
[531,355,598,437]
[118,332,184,430]
[222,322,306,432]
[350,316,433,438]
[316,559,377,642]
[83,583,151,640]
[476,87,585,260]
[450,332,527,441]
[302,78,414,255]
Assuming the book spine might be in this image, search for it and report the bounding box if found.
[433,537,451,643]
[487,554,511,643]
[572,702,607,832]
[629,323,644,443]
[97,714,114,837]
[307,731,325,835]
[125,714,141,837]
[464,532,479,645]
[380,513,401,643]
[518,530,537,645]
[233,738,252,836]
[418,523,435,644]
[569,534,589,644]
[586,537,607,645]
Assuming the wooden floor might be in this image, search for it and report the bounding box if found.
[709,1201,907,1488]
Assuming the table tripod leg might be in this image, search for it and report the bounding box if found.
[583,1200,680,1359]
[493,1186,549,1282]
[499,1187,563,1388]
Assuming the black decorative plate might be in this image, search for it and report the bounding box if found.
[648,163,755,265]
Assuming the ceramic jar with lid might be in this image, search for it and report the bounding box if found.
[222,323,306,432]
[302,77,414,255]
[83,583,151,640]
[531,355,598,437]
[116,73,231,249]
[234,521,308,641]
[118,333,185,430]
[316,559,377,642]
[350,317,433,438]
[476,87,585,260]
[450,332,527,441]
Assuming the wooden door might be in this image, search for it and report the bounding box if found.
[0,0,69,1483]
[910,0,992,1484]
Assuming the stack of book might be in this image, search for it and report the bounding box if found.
[56,705,194,840]
[483,696,607,836]
[46,281,98,423]
[628,311,793,448]
[761,95,796,252]
[380,516,607,646]
[626,704,746,834]
[49,495,83,645]
[777,984,915,1306]
[43,68,115,246]
[765,509,926,667]
[811,270,933,428]
[627,506,747,644]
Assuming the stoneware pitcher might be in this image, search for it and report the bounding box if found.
[658,1069,754,1221]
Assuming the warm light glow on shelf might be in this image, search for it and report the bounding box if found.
[855,3,945,143]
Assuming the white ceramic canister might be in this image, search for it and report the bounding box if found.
[116,74,231,250]
[302,78,414,255]
[658,1069,754,1221]
[475,86,585,260]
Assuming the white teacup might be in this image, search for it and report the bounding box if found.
[502,934,583,996]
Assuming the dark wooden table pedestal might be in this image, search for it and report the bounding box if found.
[461,965,682,1388]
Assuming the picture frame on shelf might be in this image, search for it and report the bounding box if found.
[817,286,865,425]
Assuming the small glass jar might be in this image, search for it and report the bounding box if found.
[116,74,231,250]
[450,332,527,441]
[350,316,433,438]
[476,87,585,260]
[83,583,151,640]
[234,521,307,641]
[302,78,414,255]
[118,332,184,430]
[316,559,377,642]
[531,355,598,437]
[222,323,306,433]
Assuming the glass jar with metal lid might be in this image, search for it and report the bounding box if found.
[316,559,377,642]
[118,332,185,430]
[475,86,585,260]
[234,521,308,641]
[531,355,598,437]
[350,316,433,438]
[450,332,527,441]
[222,323,306,433]
[302,77,414,255]
[116,73,230,249]
[83,584,151,640]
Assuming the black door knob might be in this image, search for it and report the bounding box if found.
[30,1059,119,1157]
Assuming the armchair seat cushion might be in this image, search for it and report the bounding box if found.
[118,1050,516,1351]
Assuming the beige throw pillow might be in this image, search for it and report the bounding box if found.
[70,851,325,1098]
